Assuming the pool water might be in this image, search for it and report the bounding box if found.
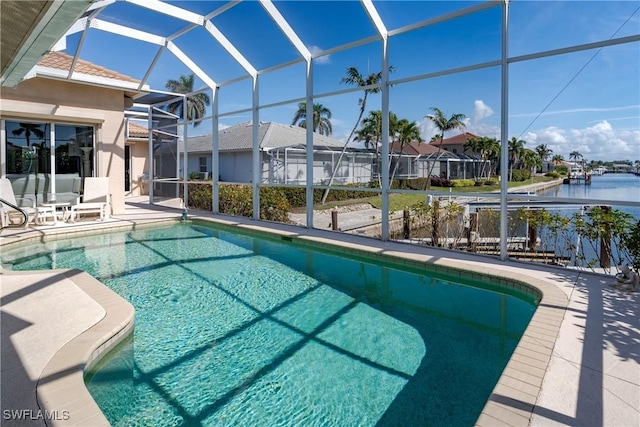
[2,223,536,426]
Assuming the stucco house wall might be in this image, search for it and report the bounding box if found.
[1,77,129,214]
[127,140,149,196]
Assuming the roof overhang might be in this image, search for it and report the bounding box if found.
[24,65,150,98]
[1,0,92,88]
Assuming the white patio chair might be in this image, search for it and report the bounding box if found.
[0,177,37,228]
[69,177,111,222]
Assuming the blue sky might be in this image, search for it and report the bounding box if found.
[63,0,639,162]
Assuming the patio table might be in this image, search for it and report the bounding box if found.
[38,202,71,225]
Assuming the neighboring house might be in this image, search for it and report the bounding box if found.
[391,135,490,180]
[175,121,379,185]
[429,132,481,156]
[1,51,149,214]
[611,163,632,173]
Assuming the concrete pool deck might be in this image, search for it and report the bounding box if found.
[1,198,638,426]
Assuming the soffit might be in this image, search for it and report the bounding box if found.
[1,0,92,87]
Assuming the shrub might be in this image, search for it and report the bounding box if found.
[545,171,561,178]
[428,176,453,187]
[484,179,498,185]
[259,187,291,222]
[186,183,290,222]
[510,168,531,182]
[189,172,200,180]
[188,183,212,211]
[555,165,569,175]
[218,185,252,217]
[623,220,640,272]
[451,179,475,187]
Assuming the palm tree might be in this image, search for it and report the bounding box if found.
[552,154,565,165]
[355,110,399,187]
[569,150,582,164]
[165,74,211,128]
[520,149,541,182]
[355,110,399,150]
[508,137,526,181]
[321,66,394,204]
[425,107,466,189]
[390,119,421,187]
[291,102,332,136]
[535,144,552,172]
[464,136,500,179]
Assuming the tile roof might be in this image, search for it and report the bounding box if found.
[128,122,148,138]
[36,51,140,84]
[429,132,480,146]
[183,122,350,153]
[391,141,440,155]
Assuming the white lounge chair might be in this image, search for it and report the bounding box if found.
[0,177,37,228]
[69,177,111,222]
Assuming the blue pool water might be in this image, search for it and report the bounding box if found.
[2,223,537,426]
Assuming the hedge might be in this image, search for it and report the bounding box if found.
[186,183,290,222]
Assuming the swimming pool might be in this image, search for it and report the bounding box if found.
[2,222,537,426]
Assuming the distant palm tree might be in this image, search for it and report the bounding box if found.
[165,74,210,128]
[464,136,500,179]
[291,102,332,136]
[356,110,399,187]
[569,150,582,164]
[321,65,395,204]
[425,107,466,189]
[521,149,541,182]
[535,144,552,162]
[552,154,565,165]
[535,144,552,172]
[508,137,526,181]
[355,110,400,149]
[390,119,421,187]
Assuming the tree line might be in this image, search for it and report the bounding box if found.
[163,70,582,189]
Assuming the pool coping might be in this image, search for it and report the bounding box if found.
[1,215,569,426]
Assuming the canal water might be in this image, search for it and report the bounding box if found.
[538,173,640,220]
[536,173,639,268]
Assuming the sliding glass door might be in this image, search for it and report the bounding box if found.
[3,120,94,197]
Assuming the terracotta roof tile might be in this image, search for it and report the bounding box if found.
[37,51,140,84]
[429,132,480,146]
[128,122,148,138]
[391,141,439,155]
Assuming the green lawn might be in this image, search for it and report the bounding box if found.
[364,176,558,210]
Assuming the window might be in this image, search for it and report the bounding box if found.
[55,125,94,178]
[5,121,50,174]
[199,157,207,173]
[4,120,94,179]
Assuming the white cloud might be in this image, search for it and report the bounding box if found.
[471,99,494,124]
[524,121,640,161]
[419,99,499,141]
[464,98,637,161]
[509,104,640,118]
[417,117,439,142]
[309,45,330,65]
[458,99,638,162]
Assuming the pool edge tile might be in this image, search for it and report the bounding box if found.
[33,269,135,427]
